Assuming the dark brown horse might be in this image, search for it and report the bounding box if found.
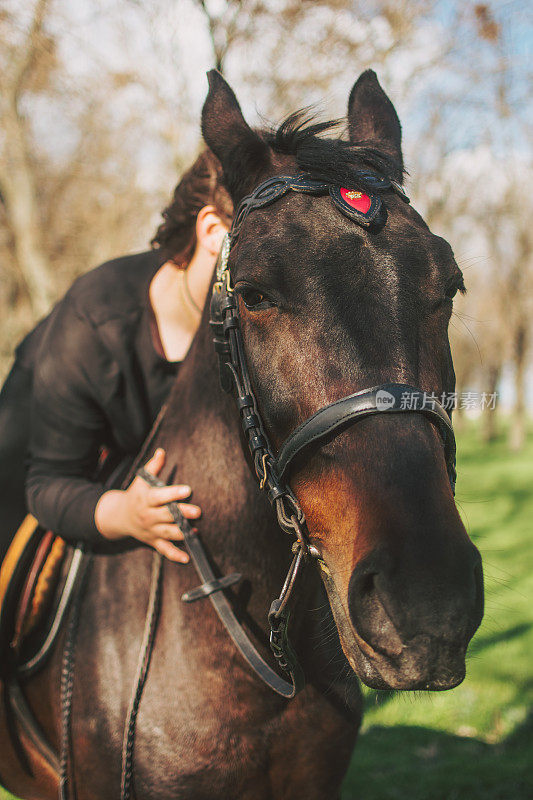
[0,70,483,800]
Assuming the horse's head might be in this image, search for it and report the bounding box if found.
[202,70,483,691]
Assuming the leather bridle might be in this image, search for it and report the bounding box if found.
[170,173,457,699]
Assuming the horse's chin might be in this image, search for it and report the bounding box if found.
[343,638,467,692]
[317,561,468,692]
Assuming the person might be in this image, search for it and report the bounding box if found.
[0,150,232,565]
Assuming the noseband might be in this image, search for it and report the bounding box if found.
[195,173,456,698]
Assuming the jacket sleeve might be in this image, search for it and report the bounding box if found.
[26,299,117,543]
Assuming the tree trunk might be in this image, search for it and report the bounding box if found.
[452,390,465,433]
[0,97,54,317]
[509,321,528,451]
[481,362,501,444]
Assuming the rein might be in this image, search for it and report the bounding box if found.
[137,468,304,697]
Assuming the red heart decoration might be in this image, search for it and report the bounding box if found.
[340,187,371,214]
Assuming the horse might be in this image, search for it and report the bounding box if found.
[0,69,483,800]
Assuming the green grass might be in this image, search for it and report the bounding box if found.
[2,427,531,799]
[342,425,533,799]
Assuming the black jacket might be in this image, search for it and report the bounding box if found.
[24,250,179,543]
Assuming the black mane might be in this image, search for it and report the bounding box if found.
[263,110,404,191]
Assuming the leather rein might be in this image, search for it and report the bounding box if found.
[147,172,457,699]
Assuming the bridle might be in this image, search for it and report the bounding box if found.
[169,172,457,699]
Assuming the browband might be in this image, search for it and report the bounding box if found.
[230,172,409,241]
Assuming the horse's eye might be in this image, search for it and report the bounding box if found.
[239,287,269,310]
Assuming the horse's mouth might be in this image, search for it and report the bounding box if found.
[317,559,467,692]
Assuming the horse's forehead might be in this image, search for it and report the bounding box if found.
[237,193,360,256]
[235,190,449,286]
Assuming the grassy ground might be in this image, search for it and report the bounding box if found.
[342,425,533,799]
[1,426,531,799]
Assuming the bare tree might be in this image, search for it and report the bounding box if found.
[1,0,530,446]
[194,0,258,72]
[0,0,55,315]
[0,0,185,375]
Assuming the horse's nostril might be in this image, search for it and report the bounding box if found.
[359,571,377,599]
[348,568,404,657]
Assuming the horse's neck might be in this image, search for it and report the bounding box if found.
[106,311,350,707]
[152,312,295,634]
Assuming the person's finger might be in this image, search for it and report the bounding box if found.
[177,503,201,519]
[148,484,192,507]
[143,448,166,477]
[149,505,177,525]
[154,538,189,563]
[152,523,185,541]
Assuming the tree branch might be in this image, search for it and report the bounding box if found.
[9,0,50,101]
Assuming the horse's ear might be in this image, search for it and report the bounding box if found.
[202,70,271,203]
[347,70,403,179]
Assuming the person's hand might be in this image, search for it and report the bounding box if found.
[95,448,199,562]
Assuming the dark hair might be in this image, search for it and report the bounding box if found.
[151,149,233,265]
[264,111,404,189]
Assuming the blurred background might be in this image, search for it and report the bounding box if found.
[0,1,531,799]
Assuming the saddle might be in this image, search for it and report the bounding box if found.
[0,441,155,787]
[0,444,139,681]
[0,515,81,679]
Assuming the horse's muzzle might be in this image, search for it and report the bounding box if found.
[344,543,484,690]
